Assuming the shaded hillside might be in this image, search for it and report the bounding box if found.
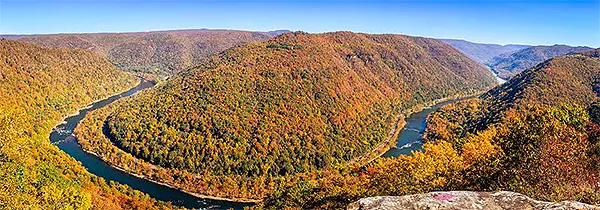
[488,45,593,79]
[0,39,172,209]
[75,31,497,200]
[440,39,529,64]
[14,29,277,76]
[258,49,600,209]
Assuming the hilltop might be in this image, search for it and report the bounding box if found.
[10,29,288,76]
[75,31,498,200]
[259,49,600,209]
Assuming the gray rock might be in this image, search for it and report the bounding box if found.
[347,191,599,210]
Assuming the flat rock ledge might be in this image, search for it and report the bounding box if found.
[347,191,599,210]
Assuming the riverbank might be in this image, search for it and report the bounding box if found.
[67,80,261,204]
[82,148,261,203]
[72,81,495,205]
[350,88,491,166]
[51,79,141,128]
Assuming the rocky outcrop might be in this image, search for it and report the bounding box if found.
[347,191,599,210]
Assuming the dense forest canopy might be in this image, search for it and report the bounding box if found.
[76,31,498,200]
[423,49,600,203]
[13,29,285,76]
[0,39,172,209]
[259,49,600,209]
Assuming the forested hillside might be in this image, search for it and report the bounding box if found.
[259,49,600,209]
[488,45,593,79]
[0,39,172,209]
[14,29,281,76]
[75,31,497,200]
[424,48,600,203]
[439,39,529,64]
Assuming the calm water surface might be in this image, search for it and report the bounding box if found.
[50,80,251,209]
[382,99,460,157]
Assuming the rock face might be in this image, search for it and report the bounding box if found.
[347,191,599,210]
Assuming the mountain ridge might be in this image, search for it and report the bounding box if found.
[74,31,498,200]
[439,39,530,63]
[8,29,288,76]
[257,49,600,209]
[487,45,594,79]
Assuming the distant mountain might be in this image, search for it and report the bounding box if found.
[422,48,600,204]
[75,31,498,200]
[485,48,600,110]
[263,30,292,37]
[487,45,594,79]
[426,48,600,145]
[440,39,530,64]
[10,29,280,76]
[0,35,26,39]
[259,48,600,209]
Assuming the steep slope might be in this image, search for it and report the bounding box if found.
[75,31,498,200]
[483,48,599,114]
[426,48,600,141]
[423,49,600,204]
[258,49,600,209]
[488,45,593,79]
[440,39,529,64]
[13,29,276,76]
[0,39,171,209]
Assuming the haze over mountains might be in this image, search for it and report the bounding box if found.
[487,45,593,78]
[7,29,590,81]
[442,39,593,79]
[440,39,530,64]
[5,29,291,76]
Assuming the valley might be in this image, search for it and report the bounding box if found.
[73,31,498,202]
[50,79,251,209]
[261,49,600,209]
[0,39,173,209]
[2,32,597,209]
[443,39,593,79]
[1,2,598,208]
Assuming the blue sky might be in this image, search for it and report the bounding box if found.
[1,0,599,47]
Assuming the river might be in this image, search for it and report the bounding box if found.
[50,76,500,208]
[50,80,250,209]
[488,66,507,84]
[382,69,503,157]
[381,99,461,157]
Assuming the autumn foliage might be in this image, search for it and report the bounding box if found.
[259,49,600,208]
[15,29,276,76]
[74,31,497,200]
[0,39,172,209]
